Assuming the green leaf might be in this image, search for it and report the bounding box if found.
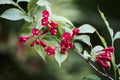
[74,42,83,52]
[37,0,50,6]
[51,14,74,27]
[83,50,91,59]
[83,74,101,80]
[0,0,14,4]
[17,0,30,3]
[27,0,38,11]
[79,24,96,33]
[90,45,104,61]
[0,8,25,20]
[74,35,91,46]
[34,44,47,62]
[114,31,120,40]
[98,8,114,38]
[55,49,68,67]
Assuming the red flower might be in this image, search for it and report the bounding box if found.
[42,10,49,18]
[40,41,47,47]
[72,28,79,37]
[60,47,68,53]
[19,36,31,43]
[41,17,49,26]
[95,46,114,68]
[30,41,35,47]
[62,32,72,40]
[49,28,57,35]
[50,22,58,28]
[45,46,56,55]
[32,28,39,35]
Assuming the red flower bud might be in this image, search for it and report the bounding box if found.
[49,28,57,35]
[72,28,79,37]
[19,36,31,43]
[42,10,49,18]
[62,32,72,40]
[35,38,41,44]
[40,41,47,47]
[45,46,56,55]
[50,22,58,28]
[60,47,68,53]
[98,59,109,68]
[41,17,49,26]
[32,28,39,35]
[30,41,35,47]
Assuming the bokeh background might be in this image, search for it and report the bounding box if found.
[0,0,120,80]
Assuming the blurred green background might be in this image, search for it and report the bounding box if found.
[0,0,120,80]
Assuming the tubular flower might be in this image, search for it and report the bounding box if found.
[19,36,31,43]
[32,28,40,35]
[72,27,79,37]
[45,46,56,55]
[95,46,114,68]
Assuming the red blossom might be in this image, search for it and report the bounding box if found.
[49,28,57,35]
[19,36,31,43]
[41,17,49,26]
[50,22,58,28]
[42,10,49,18]
[72,28,79,37]
[62,32,72,40]
[30,41,35,47]
[45,46,56,55]
[32,28,39,35]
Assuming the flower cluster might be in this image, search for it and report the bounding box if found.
[60,28,80,53]
[95,46,114,68]
[41,10,58,35]
[19,28,47,47]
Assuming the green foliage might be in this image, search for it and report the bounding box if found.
[0,0,14,4]
[114,31,120,40]
[83,50,91,60]
[90,45,103,61]
[74,42,83,52]
[0,8,26,20]
[37,0,50,6]
[55,49,68,67]
[74,35,91,46]
[17,0,29,3]
[79,24,96,33]
[83,74,101,80]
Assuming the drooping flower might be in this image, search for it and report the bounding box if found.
[30,41,35,47]
[95,46,114,68]
[45,46,56,55]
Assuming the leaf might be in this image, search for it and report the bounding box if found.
[83,50,91,59]
[27,0,38,11]
[17,0,30,3]
[98,8,114,38]
[51,14,74,27]
[37,0,50,6]
[0,8,25,20]
[0,0,14,4]
[34,44,47,62]
[114,31,120,40]
[90,45,104,60]
[74,35,91,46]
[74,42,83,52]
[79,24,96,33]
[83,74,101,80]
[55,49,68,67]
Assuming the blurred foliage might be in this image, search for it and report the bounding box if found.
[0,0,120,80]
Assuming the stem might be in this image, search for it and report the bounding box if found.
[77,51,114,80]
